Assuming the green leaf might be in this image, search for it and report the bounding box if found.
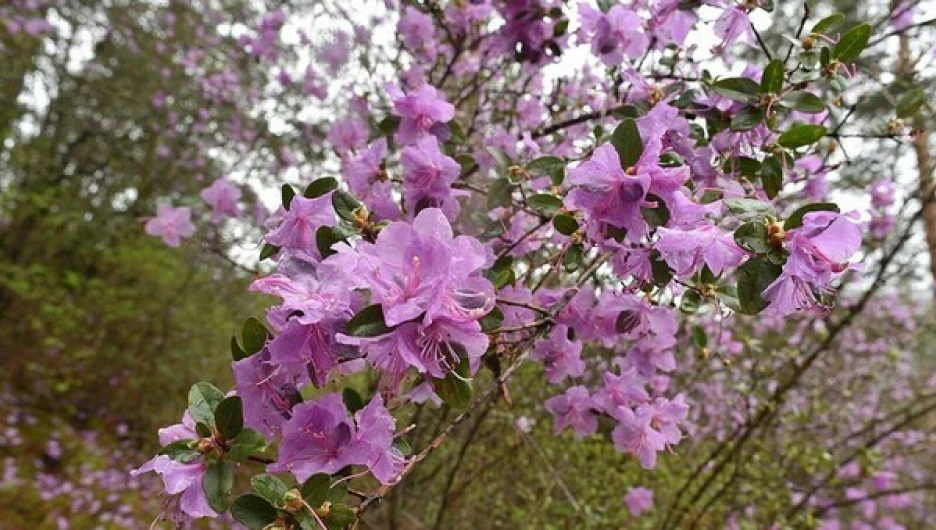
[377,115,401,136]
[242,317,269,355]
[479,306,504,332]
[609,118,643,169]
[231,494,279,530]
[316,226,346,258]
[710,77,761,103]
[304,177,339,199]
[231,336,249,361]
[553,214,579,236]
[563,243,584,272]
[723,198,777,218]
[778,124,826,149]
[346,304,394,337]
[553,18,569,37]
[228,428,267,462]
[251,474,290,508]
[486,178,514,209]
[691,325,708,348]
[760,59,784,94]
[327,504,356,529]
[896,88,927,119]
[784,202,840,230]
[259,243,280,261]
[456,153,477,176]
[737,257,783,315]
[434,359,472,409]
[332,190,361,222]
[301,474,332,509]
[188,382,225,428]
[734,222,771,254]
[527,155,566,186]
[833,23,871,62]
[215,396,244,440]
[781,91,826,114]
[641,194,670,228]
[158,440,200,463]
[651,254,673,287]
[761,156,783,199]
[731,107,765,131]
[680,291,702,314]
[526,194,563,217]
[342,388,365,414]
[811,13,844,35]
[282,185,297,210]
[204,461,233,513]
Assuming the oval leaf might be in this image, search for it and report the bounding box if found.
[778,124,826,149]
[346,304,394,337]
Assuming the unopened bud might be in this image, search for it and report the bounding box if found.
[283,490,305,513]
[801,35,817,50]
[887,118,904,135]
[767,221,785,247]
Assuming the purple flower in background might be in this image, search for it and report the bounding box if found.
[327,118,368,155]
[545,386,598,439]
[388,84,455,145]
[145,203,196,247]
[531,325,585,384]
[401,136,462,220]
[200,178,241,221]
[398,7,436,52]
[625,486,654,516]
[713,6,753,51]
[344,138,400,220]
[871,179,896,209]
[578,3,649,66]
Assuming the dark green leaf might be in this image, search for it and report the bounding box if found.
[456,154,477,176]
[526,194,563,217]
[680,290,702,314]
[527,156,566,186]
[609,118,643,169]
[434,360,472,409]
[710,77,761,103]
[761,156,783,199]
[158,440,200,463]
[553,18,569,37]
[651,255,672,287]
[691,325,708,348]
[231,495,278,529]
[553,214,579,236]
[737,257,783,315]
[377,115,400,136]
[811,13,844,35]
[761,59,784,94]
[486,178,514,209]
[641,194,670,228]
[784,202,840,230]
[304,177,339,199]
[231,336,248,361]
[251,474,290,507]
[316,226,346,258]
[731,107,765,131]
[346,304,394,337]
[723,198,777,218]
[301,474,331,509]
[204,461,233,513]
[282,185,297,210]
[215,396,244,440]
[332,190,361,222]
[479,306,504,332]
[563,243,584,272]
[195,422,212,438]
[778,124,826,149]
[242,317,269,355]
[833,23,872,63]
[326,503,356,529]
[188,382,225,428]
[228,428,267,462]
[342,388,365,414]
[259,243,280,261]
[896,88,927,119]
[734,222,771,254]
[781,91,826,114]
